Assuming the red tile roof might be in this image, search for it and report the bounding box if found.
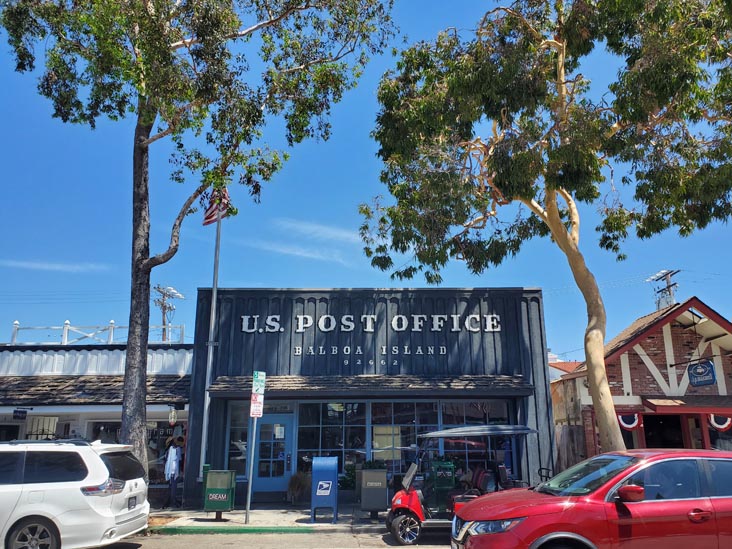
[549,361,582,374]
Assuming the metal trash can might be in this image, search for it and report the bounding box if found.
[310,456,339,523]
[432,460,455,512]
[360,469,388,519]
[203,470,236,520]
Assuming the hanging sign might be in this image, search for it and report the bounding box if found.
[688,359,716,387]
[13,409,27,420]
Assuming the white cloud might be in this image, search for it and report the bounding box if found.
[274,218,361,244]
[234,239,353,267]
[0,259,111,273]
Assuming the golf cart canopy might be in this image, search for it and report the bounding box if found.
[419,424,537,439]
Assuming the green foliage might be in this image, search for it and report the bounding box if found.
[1,0,396,467]
[339,464,356,489]
[1,0,396,195]
[362,0,732,284]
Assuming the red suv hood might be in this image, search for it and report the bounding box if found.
[457,488,565,521]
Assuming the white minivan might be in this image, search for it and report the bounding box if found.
[0,440,149,549]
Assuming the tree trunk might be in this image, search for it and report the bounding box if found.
[563,245,626,453]
[120,101,156,471]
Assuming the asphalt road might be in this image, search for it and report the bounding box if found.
[111,531,450,549]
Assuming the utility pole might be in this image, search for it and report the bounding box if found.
[153,285,184,342]
[645,270,680,311]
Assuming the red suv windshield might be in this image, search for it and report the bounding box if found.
[535,453,639,496]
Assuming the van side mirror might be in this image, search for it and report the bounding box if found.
[617,484,644,503]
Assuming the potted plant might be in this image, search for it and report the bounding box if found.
[287,471,310,505]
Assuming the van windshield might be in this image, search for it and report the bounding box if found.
[100,451,146,481]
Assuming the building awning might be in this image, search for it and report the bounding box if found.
[642,395,732,415]
[0,375,190,406]
[207,374,534,399]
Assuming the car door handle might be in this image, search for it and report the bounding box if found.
[687,509,712,523]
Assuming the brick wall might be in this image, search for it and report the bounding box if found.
[605,321,732,397]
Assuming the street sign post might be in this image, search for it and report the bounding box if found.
[245,371,266,524]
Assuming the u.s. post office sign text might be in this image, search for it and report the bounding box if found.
[197,288,545,377]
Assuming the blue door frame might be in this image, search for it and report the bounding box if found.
[253,414,293,492]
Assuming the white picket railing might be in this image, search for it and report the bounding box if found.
[8,320,185,345]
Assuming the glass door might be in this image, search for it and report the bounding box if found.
[253,414,293,492]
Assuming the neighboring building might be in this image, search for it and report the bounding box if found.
[0,322,193,498]
[183,287,556,504]
[552,297,732,471]
[548,359,581,381]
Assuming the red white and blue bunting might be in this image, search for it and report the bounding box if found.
[709,415,732,432]
[618,413,642,431]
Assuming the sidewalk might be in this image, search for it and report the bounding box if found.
[148,503,388,535]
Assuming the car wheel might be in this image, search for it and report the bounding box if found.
[7,517,60,549]
[391,513,422,545]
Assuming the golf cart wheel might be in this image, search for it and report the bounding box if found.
[391,513,422,545]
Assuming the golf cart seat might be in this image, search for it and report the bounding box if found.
[445,465,484,505]
[448,468,499,510]
[497,464,529,489]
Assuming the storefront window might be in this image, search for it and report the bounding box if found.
[370,402,437,476]
[298,427,319,449]
[227,401,249,476]
[441,400,509,425]
[323,403,344,425]
[442,402,464,424]
[416,402,439,425]
[299,403,320,425]
[296,401,367,474]
[371,402,392,424]
[394,402,416,424]
[345,403,367,424]
[711,426,732,451]
[89,420,187,485]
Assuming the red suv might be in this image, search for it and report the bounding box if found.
[451,449,732,549]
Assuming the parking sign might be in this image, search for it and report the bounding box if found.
[250,392,264,418]
[252,371,266,394]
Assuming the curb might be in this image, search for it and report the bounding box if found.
[147,523,388,536]
[148,525,316,535]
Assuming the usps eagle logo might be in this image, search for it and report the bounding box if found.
[316,481,332,496]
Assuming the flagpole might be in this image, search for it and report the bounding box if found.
[198,203,223,482]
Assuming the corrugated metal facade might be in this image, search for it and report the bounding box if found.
[194,288,543,377]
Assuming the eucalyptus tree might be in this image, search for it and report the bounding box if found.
[2,0,394,467]
[361,0,727,452]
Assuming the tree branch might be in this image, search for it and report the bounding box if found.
[543,188,575,254]
[170,2,315,50]
[557,187,580,245]
[481,7,542,41]
[144,181,210,270]
[141,101,201,146]
[701,108,732,124]
[519,196,547,221]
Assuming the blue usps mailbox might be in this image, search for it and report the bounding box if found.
[310,456,339,523]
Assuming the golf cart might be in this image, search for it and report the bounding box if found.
[385,424,538,545]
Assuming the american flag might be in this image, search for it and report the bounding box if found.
[202,187,231,226]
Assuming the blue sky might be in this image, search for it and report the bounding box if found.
[1,2,729,359]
